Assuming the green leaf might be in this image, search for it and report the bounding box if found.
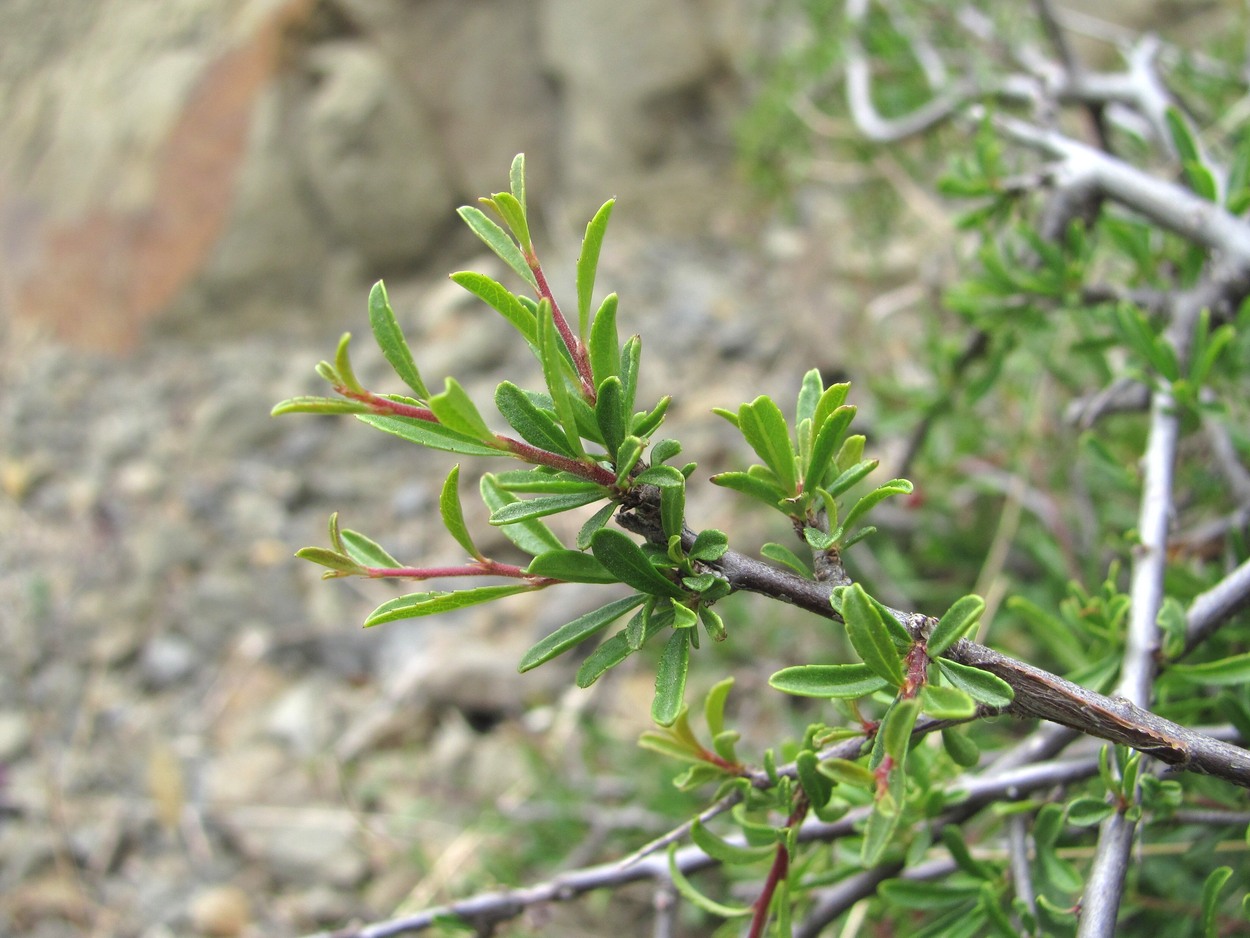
[862,801,902,866]
[690,819,774,865]
[577,199,615,336]
[449,271,537,345]
[1168,652,1250,686]
[509,153,527,216]
[494,381,576,457]
[843,583,905,687]
[295,546,362,576]
[619,335,642,417]
[806,405,857,488]
[577,602,672,686]
[667,845,753,918]
[826,458,877,497]
[340,529,401,568]
[437,467,480,557]
[769,663,890,699]
[795,749,834,811]
[588,293,620,387]
[819,758,874,788]
[937,659,1014,707]
[760,542,813,577]
[920,684,977,719]
[480,475,565,555]
[928,595,986,656]
[576,501,617,549]
[594,376,627,459]
[689,529,728,562]
[489,490,606,525]
[738,396,799,495]
[358,414,503,456]
[590,529,686,599]
[614,436,644,485]
[429,377,496,442]
[630,395,671,439]
[538,302,587,458]
[650,438,682,465]
[524,549,616,583]
[704,677,734,738]
[456,205,537,289]
[879,879,982,910]
[699,605,727,641]
[796,369,824,426]
[485,191,530,251]
[271,396,372,416]
[332,332,363,393]
[1066,796,1114,827]
[637,465,686,539]
[492,468,602,493]
[881,697,920,763]
[1202,866,1234,938]
[710,470,785,509]
[941,728,980,767]
[653,630,691,726]
[841,478,913,533]
[365,584,534,626]
[368,280,429,398]
[518,594,646,671]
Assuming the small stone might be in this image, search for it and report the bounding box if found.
[188,884,251,937]
[140,635,197,689]
[0,710,32,761]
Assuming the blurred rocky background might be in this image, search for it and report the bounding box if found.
[0,0,1223,935]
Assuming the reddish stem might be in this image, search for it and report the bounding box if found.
[747,793,809,938]
[530,255,597,400]
[341,387,439,423]
[498,435,619,487]
[363,559,556,585]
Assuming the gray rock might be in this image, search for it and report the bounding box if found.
[140,635,198,689]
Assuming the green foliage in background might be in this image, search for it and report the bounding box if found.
[277,4,1250,935]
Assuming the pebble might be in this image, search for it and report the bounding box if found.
[188,885,252,937]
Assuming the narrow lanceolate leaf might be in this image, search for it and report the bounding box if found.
[861,802,901,866]
[576,501,617,549]
[653,629,691,726]
[341,529,401,568]
[769,663,889,699]
[709,471,785,510]
[333,333,363,393]
[843,583,905,687]
[806,405,856,488]
[880,698,920,763]
[538,303,587,458]
[576,603,672,687]
[619,335,642,417]
[577,198,616,336]
[667,845,754,918]
[456,205,538,289]
[937,659,1014,707]
[480,475,564,555]
[439,466,481,560]
[524,549,616,584]
[738,396,799,495]
[590,528,686,599]
[704,677,734,738]
[449,271,538,345]
[690,819,774,865]
[509,152,527,216]
[588,293,620,387]
[358,414,502,456]
[796,369,824,426]
[927,594,986,656]
[841,479,914,532]
[1168,651,1250,686]
[920,684,977,720]
[489,489,606,525]
[518,594,646,672]
[826,458,877,497]
[368,280,429,398]
[1201,866,1234,938]
[429,377,495,442]
[594,375,627,459]
[637,465,686,539]
[812,381,851,432]
[485,191,530,251]
[295,547,362,577]
[495,381,577,457]
[271,396,371,416]
[365,584,534,626]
